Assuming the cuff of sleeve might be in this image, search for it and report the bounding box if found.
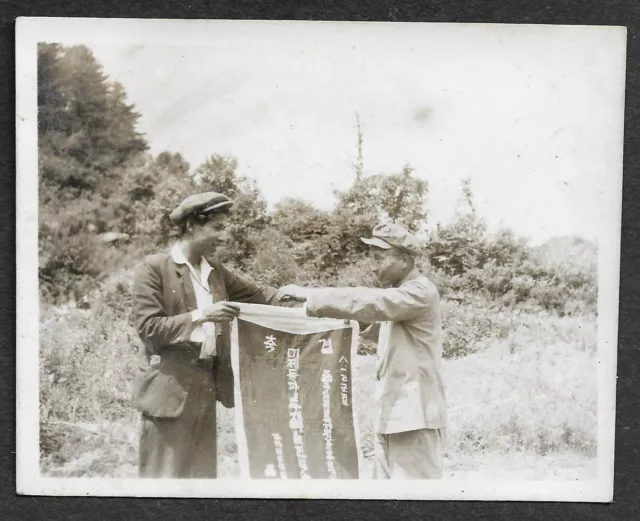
[174,311,201,344]
[191,309,204,323]
[190,325,205,343]
[303,293,317,317]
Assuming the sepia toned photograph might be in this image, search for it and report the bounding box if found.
[16,18,625,501]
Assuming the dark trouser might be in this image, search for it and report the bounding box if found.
[139,366,217,478]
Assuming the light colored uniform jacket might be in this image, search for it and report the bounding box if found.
[305,268,447,434]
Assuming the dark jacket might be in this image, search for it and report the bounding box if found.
[131,251,277,417]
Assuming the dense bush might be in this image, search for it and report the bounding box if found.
[39,303,140,464]
[445,312,597,458]
[441,299,511,358]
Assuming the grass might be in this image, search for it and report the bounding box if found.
[39,280,598,481]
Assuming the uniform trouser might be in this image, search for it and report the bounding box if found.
[139,366,217,479]
[373,428,445,479]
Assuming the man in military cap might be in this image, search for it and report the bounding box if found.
[280,223,447,479]
[131,191,287,479]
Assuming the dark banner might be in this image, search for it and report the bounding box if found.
[231,304,360,480]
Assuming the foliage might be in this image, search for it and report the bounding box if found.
[118,152,195,243]
[194,154,270,268]
[40,298,598,477]
[38,43,147,196]
[242,227,302,287]
[39,300,140,463]
[425,194,596,316]
[38,43,149,301]
[37,45,600,479]
[444,311,597,458]
[37,42,597,318]
[335,163,428,233]
[262,165,429,286]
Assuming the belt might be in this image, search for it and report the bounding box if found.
[195,356,215,369]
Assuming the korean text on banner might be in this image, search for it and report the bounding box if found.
[230,303,361,480]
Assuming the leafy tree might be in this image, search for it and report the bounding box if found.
[194,154,269,267]
[428,213,489,276]
[336,164,428,233]
[265,166,429,284]
[428,178,489,276]
[194,155,242,198]
[271,198,326,239]
[118,152,195,242]
[38,44,148,196]
[37,43,149,301]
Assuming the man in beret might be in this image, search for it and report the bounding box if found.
[131,191,287,479]
[279,223,447,479]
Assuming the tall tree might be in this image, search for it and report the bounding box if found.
[116,152,195,241]
[37,44,148,196]
[194,154,269,267]
[194,155,241,198]
[428,179,492,275]
[37,43,149,303]
[336,164,428,233]
[37,43,67,137]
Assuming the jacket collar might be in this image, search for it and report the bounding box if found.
[170,243,213,284]
[397,266,421,287]
[169,243,212,313]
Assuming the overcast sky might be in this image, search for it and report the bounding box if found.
[82,22,625,245]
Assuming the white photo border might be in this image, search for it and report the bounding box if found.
[15,17,626,501]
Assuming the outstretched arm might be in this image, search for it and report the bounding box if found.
[279,280,437,323]
[221,264,280,305]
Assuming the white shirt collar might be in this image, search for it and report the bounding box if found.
[170,243,189,265]
[170,244,213,284]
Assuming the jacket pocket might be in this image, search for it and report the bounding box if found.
[132,365,189,418]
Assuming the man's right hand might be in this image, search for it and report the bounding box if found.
[275,284,310,302]
[197,301,241,323]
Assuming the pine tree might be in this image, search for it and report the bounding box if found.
[37,43,149,303]
[37,44,148,195]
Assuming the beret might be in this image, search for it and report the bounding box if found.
[169,191,234,225]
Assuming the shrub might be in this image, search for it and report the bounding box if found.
[40,288,598,477]
[241,228,302,287]
[445,312,597,458]
[441,298,513,358]
[39,296,140,467]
